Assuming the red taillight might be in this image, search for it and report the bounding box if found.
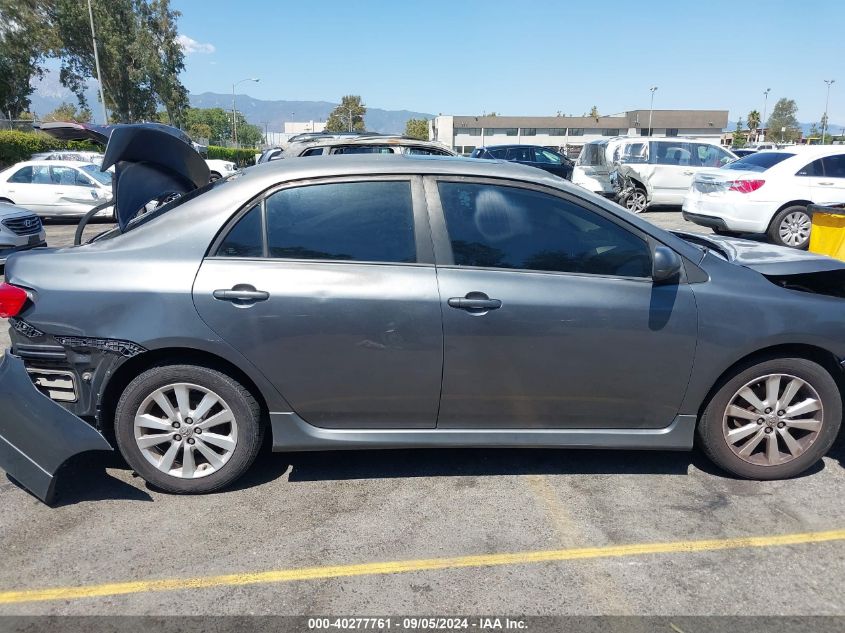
[0,283,28,318]
[728,179,765,194]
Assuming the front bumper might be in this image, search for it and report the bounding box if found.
[0,353,112,503]
[0,239,47,265]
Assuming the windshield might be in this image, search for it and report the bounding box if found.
[577,142,607,166]
[723,152,795,172]
[80,163,113,185]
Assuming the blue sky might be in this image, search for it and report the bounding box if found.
[172,0,845,126]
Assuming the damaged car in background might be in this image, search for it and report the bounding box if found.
[0,122,844,505]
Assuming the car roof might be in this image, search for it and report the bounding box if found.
[5,160,98,169]
[480,144,563,151]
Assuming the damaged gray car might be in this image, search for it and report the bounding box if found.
[0,123,843,504]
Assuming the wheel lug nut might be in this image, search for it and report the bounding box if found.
[172,422,180,429]
[777,422,785,428]
[777,410,785,416]
[195,427,202,434]
[174,434,182,441]
[764,427,773,433]
[185,417,193,425]
[757,418,764,424]
[187,438,195,445]
[765,408,772,414]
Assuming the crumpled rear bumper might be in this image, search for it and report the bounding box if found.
[0,353,112,504]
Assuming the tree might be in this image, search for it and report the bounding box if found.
[746,110,761,143]
[52,0,188,123]
[325,95,366,132]
[732,119,746,148]
[44,102,92,122]
[0,0,58,118]
[236,121,262,148]
[404,118,429,140]
[766,98,801,143]
[808,123,820,138]
[589,105,600,121]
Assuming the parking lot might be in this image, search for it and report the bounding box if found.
[0,211,843,616]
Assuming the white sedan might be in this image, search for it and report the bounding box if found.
[682,146,845,248]
[205,159,237,181]
[0,160,114,218]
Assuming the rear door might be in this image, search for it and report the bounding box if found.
[646,141,694,204]
[802,154,845,204]
[427,177,698,430]
[193,177,444,429]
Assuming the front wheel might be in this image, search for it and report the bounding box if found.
[697,358,841,479]
[622,187,648,214]
[768,205,811,249]
[209,171,222,182]
[115,364,263,494]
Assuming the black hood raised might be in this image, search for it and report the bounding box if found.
[34,121,210,231]
[673,231,845,275]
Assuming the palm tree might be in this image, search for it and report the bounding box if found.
[747,110,761,143]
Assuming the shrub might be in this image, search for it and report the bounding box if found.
[0,131,100,169]
[207,145,257,167]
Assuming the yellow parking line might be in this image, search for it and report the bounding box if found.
[0,528,843,605]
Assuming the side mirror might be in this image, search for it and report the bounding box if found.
[652,246,682,284]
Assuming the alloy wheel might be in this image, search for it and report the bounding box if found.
[778,211,811,247]
[625,190,647,214]
[722,373,823,466]
[133,382,238,479]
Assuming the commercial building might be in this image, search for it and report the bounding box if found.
[431,110,729,156]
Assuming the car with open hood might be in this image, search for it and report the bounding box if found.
[0,123,843,505]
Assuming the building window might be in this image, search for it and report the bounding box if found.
[602,129,621,136]
[567,128,584,136]
[548,128,566,136]
[521,128,537,136]
[638,127,653,136]
[485,128,518,136]
[455,127,481,137]
[666,128,679,137]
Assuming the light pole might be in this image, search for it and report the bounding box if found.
[648,86,658,135]
[761,88,771,142]
[87,0,109,123]
[822,79,835,144]
[232,77,259,146]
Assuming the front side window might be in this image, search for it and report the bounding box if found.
[9,166,33,184]
[534,148,563,165]
[487,148,508,159]
[693,144,732,168]
[50,166,81,186]
[80,164,112,186]
[265,181,415,263]
[505,147,534,162]
[300,147,325,156]
[437,181,650,278]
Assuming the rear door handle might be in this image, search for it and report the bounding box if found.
[213,285,269,304]
[448,292,502,311]
[818,182,835,186]
[682,171,695,176]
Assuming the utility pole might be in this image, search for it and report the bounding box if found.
[648,86,658,135]
[232,77,259,147]
[87,0,109,124]
[761,88,771,142]
[822,79,835,144]
[348,105,353,132]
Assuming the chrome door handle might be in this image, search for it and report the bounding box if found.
[683,171,695,176]
[448,292,502,311]
[818,182,835,186]
[213,285,269,304]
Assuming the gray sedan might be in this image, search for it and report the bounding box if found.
[0,131,843,503]
[0,202,47,264]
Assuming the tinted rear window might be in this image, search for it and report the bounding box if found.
[723,152,795,172]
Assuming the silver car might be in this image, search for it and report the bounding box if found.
[0,124,844,505]
[0,202,47,264]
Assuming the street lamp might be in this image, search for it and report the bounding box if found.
[822,79,836,144]
[761,88,771,142]
[232,77,259,146]
[648,86,658,135]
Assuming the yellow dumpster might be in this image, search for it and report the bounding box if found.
[808,203,845,260]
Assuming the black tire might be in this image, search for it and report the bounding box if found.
[697,357,841,480]
[209,171,222,182]
[623,187,648,214]
[767,205,811,249]
[114,363,263,494]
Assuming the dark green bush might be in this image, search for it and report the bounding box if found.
[207,145,257,167]
[0,131,100,169]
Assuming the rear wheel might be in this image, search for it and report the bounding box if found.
[768,205,811,249]
[209,171,222,182]
[115,364,263,494]
[697,358,841,479]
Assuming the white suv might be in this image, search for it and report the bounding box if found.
[682,147,845,248]
[573,137,735,212]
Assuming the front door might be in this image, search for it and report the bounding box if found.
[428,178,698,430]
[803,153,845,205]
[193,178,443,429]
